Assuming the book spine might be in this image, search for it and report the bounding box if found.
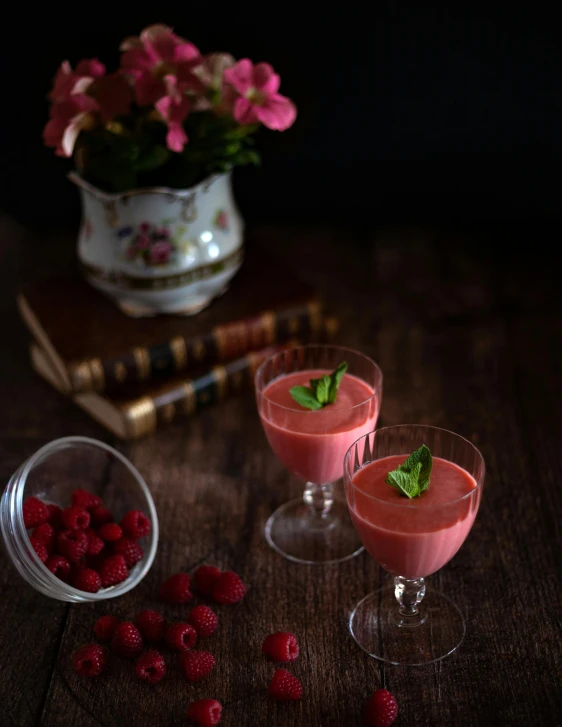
[67,301,323,395]
[122,341,296,439]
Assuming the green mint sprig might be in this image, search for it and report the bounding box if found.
[289,362,348,410]
[385,444,433,498]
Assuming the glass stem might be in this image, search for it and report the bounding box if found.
[393,576,426,626]
[303,481,334,523]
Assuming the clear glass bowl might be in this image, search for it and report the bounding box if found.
[0,436,158,602]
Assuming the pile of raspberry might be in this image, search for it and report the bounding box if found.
[23,489,151,594]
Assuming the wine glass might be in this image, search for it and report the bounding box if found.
[344,425,484,665]
[255,344,383,564]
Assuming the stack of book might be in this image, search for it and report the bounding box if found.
[19,251,336,439]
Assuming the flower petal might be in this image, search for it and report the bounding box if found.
[253,62,280,94]
[95,74,133,122]
[233,96,261,125]
[223,58,254,94]
[75,59,105,78]
[257,94,297,131]
[135,75,165,106]
[166,123,188,152]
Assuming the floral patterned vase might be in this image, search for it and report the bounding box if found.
[70,171,244,317]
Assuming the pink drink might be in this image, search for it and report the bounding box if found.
[349,455,480,578]
[259,369,378,483]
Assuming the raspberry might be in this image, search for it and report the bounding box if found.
[46,504,63,529]
[71,488,102,511]
[73,568,102,593]
[98,523,123,542]
[193,565,221,596]
[188,606,218,638]
[32,523,55,552]
[90,505,113,528]
[46,555,71,581]
[179,650,216,682]
[159,573,193,604]
[94,615,120,642]
[212,571,246,605]
[165,622,198,652]
[135,650,166,684]
[135,610,165,643]
[120,509,151,539]
[84,528,105,557]
[72,644,108,677]
[31,540,48,563]
[262,632,300,662]
[364,689,399,727]
[268,669,303,701]
[111,621,143,658]
[186,699,223,726]
[57,530,88,563]
[61,506,91,530]
[99,554,129,588]
[112,537,143,568]
[23,496,49,528]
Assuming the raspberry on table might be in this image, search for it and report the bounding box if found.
[23,496,49,529]
[120,509,151,539]
[186,699,223,726]
[159,573,193,604]
[46,504,63,529]
[32,523,56,552]
[165,622,198,652]
[72,644,108,677]
[73,568,102,593]
[193,565,221,596]
[98,523,123,542]
[111,621,144,658]
[364,689,399,727]
[31,540,48,563]
[90,505,113,528]
[94,615,120,642]
[212,571,246,605]
[180,650,216,682]
[112,537,143,568]
[135,649,167,684]
[61,506,91,530]
[71,488,102,511]
[84,528,105,557]
[57,530,89,563]
[187,606,218,638]
[46,555,71,581]
[135,610,165,643]
[99,555,129,588]
[262,632,300,662]
[268,669,303,701]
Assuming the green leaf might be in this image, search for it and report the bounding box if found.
[310,374,331,405]
[385,444,432,498]
[328,361,348,403]
[133,145,171,173]
[289,386,324,410]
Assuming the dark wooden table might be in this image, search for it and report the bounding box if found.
[1,215,561,727]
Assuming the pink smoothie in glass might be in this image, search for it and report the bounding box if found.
[260,369,378,483]
[349,455,480,578]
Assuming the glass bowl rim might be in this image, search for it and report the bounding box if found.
[345,424,486,510]
[255,344,383,414]
[17,435,159,601]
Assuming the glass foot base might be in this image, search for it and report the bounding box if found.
[265,498,364,564]
[349,580,466,665]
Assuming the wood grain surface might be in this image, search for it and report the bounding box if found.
[0,216,560,727]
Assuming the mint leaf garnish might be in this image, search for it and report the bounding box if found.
[289,361,348,410]
[385,444,433,498]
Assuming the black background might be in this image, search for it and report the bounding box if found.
[2,6,561,227]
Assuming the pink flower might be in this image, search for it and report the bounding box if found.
[155,75,189,152]
[43,95,99,157]
[120,24,204,106]
[149,241,173,265]
[92,73,133,123]
[193,52,235,111]
[222,59,296,131]
[50,59,105,102]
[135,235,151,249]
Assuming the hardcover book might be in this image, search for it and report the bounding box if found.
[19,251,322,396]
